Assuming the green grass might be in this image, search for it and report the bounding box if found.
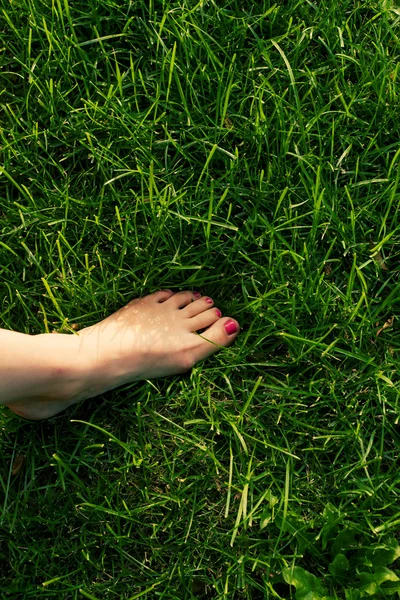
[1,0,400,597]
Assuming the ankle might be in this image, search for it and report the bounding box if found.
[4,332,93,412]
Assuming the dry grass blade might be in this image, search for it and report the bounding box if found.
[369,240,388,270]
[376,316,394,337]
[12,454,26,475]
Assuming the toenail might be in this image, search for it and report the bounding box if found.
[205,297,213,304]
[193,291,201,298]
[215,309,222,317]
[224,320,237,335]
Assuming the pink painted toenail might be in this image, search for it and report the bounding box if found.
[205,297,213,304]
[224,320,237,335]
[215,309,222,317]
[193,291,201,298]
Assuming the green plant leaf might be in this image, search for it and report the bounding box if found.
[358,541,400,568]
[282,566,328,600]
[357,567,400,596]
[260,508,272,530]
[345,589,361,600]
[320,504,343,551]
[381,581,400,595]
[329,553,349,578]
[331,527,357,557]
[266,489,279,508]
[274,514,315,554]
[260,491,279,530]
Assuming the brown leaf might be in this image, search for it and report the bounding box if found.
[214,478,224,493]
[376,316,394,337]
[224,116,233,129]
[71,323,80,331]
[12,455,26,475]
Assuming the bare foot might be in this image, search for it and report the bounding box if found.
[8,290,239,420]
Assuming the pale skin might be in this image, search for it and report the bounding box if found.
[0,290,240,420]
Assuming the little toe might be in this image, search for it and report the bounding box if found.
[182,296,214,318]
[192,317,240,362]
[167,290,201,309]
[189,307,222,331]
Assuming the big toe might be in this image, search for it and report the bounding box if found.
[192,317,240,363]
[145,289,175,303]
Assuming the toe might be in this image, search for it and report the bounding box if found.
[191,317,240,362]
[188,307,222,331]
[150,290,175,303]
[182,296,214,318]
[167,290,201,309]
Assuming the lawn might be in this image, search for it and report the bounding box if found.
[1,0,400,598]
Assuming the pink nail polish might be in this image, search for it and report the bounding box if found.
[193,291,201,298]
[224,320,237,335]
[215,309,222,317]
[205,297,213,304]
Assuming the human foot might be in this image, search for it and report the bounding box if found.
[7,290,240,420]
